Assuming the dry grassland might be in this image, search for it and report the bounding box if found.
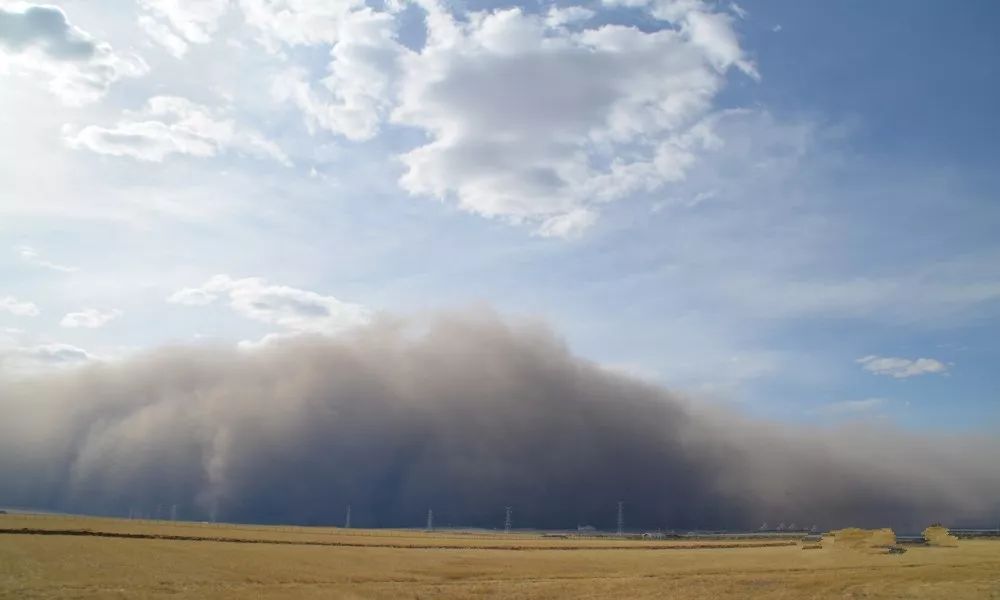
[1,513,999,599]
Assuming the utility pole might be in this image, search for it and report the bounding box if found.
[504,506,512,534]
[426,508,434,532]
[170,504,177,522]
[345,505,352,529]
[617,501,624,537]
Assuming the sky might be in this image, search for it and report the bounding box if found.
[2,0,999,432]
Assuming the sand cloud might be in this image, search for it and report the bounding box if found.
[0,311,995,530]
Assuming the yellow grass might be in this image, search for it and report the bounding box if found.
[830,527,897,553]
[923,526,960,548]
[2,513,999,599]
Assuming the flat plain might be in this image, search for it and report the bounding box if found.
[1,513,998,599]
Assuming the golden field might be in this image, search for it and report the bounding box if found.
[1,513,998,599]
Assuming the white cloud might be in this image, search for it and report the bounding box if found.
[819,397,887,415]
[856,355,949,379]
[169,274,371,335]
[271,7,404,140]
[22,342,92,363]
[65,96,290,164]
[0,342,93,375]
[535,208,597,239]
[138,0,230,54]
[390,1,755,237]
[138,14,191,58]
[545,5,595,28]
[240,0,367,49]
[603,0,757,76]
[167,287,218,305]
[0,3,147,104]
[60,308,123,329]
[0,295,39,317]
[259,0,755,236]
[680,8,757,78]
[16,245,77,273]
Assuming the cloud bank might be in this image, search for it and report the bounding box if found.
[0,312,996,531]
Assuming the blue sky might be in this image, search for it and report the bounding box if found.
[1,0,998,430]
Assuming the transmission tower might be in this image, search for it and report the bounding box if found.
[504,506,512,534]
[345,504,352,529]
[616,501,624,537]
[170,504,177,522]
[426,508,434,532]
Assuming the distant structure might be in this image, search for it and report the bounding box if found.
[616,501,625,537]
[170,504,177,522]
[345,505,352,529]
[504,506,512,534]
[759,522,768,530]
[426,508,433,532]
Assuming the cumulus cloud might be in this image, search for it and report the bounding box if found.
[545,5,595,28]
[857,355,949,379]
[16,245,77,273]
[271,7,404,140]
[60,308,123,329]
[0,3,147,104]
[0,295,39,317]
[260,0,756,236]
[0,312,996,530]
[391,1,755,237]
[64,96,290,164]
[169,274,371,335]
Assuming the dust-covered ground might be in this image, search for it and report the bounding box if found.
[1,514,998,599]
